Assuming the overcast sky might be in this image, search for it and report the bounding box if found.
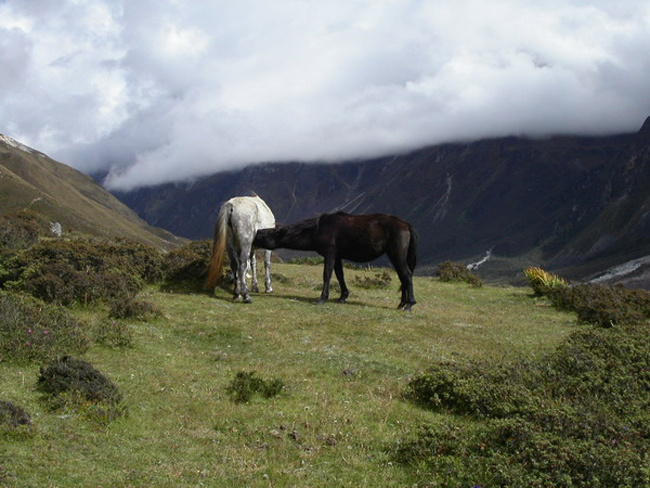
[1,0,650,190]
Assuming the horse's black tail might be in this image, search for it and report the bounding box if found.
[407,225,418,273]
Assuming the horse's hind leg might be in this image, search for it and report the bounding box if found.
[264,249,273,293]
[227,246,237,286]
[250,251,260,293]
[237,247,252,303]
[334,258,349,303]
[317,253,336,304]
[388,250,416,311]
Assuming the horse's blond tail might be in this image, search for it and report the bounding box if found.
[204,204,230,289]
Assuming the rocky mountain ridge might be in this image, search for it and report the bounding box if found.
[113,117,650,285]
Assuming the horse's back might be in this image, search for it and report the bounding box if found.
[322,212,410,237]
[226,195,275,230]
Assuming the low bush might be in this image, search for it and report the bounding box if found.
[0,291,90,363]
[523,268,650,327]
[0,400,31,428]
[0,210,46,252]
[397,323,650,486]
[353,270,392,289]
[22,262,141,306]
[225,371,285,404]
[437,261,483,287]
[2,237,163,306]
[162,240,211,282]
[37,356,125,423]
[547,283,650,327]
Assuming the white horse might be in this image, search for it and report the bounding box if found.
[205,195,275,303]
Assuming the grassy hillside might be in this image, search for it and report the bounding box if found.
[0,135,185,251]
[0,263,580,486]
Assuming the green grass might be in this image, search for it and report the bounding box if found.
[0,263,577,486]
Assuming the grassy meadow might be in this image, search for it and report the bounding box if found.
[0,261,581,486]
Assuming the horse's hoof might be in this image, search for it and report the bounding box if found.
[399,303,413,311]
[337,297,347,303]
[316,298,327,305]
[243,296,253,304]
[265,287,273,293]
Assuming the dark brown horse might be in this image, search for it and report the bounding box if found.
[253,212,418,310]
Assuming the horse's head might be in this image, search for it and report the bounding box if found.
[254,224,283,250]
[254,219,317,251]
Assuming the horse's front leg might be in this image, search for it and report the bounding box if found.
[264,249,273,293]
[317,254,335,304]
[334,258,349,303]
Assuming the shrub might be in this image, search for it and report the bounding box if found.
[398,324,650,486]
[523,266,568,296]
[2,237,163,306]
[0,400,31,428]
[406,361,536,418]
[395,416,648,487]
[37,356,125,422]
[547,283,648,327]
[20,262,141,306]
[225,371,285,403]
[353,270,392,289]
[0,210,45,252]
[437,261,483,287]
[162,240,211,282]
[0,291,90,363]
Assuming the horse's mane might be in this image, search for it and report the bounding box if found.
[283,216,319,238]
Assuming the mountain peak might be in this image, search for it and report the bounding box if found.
[0,134,38,155]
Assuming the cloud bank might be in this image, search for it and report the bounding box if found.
[1,0,650,190]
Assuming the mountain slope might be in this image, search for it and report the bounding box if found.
[113,126,643,281]
[0,134,185,250]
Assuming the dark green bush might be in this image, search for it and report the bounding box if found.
[0,291,90,363]
[395,416,647,487]
[0,400,31,428]
[21,262,141,306]
[547,283,650,327]
[37,356,125,423]
[37,356,122,403]
[353,270,392,289]
[0,210,45,252]
[2,237,163,305]
[437,261,483,287]
[226,371,285,403]
[398,324,650,486]
[406,361,537,418]
[162,240,211,282]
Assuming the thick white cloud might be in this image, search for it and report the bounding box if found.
[1,0,649,190]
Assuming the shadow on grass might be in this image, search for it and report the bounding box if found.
[256,291,392,310]
[162,279,396,310]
